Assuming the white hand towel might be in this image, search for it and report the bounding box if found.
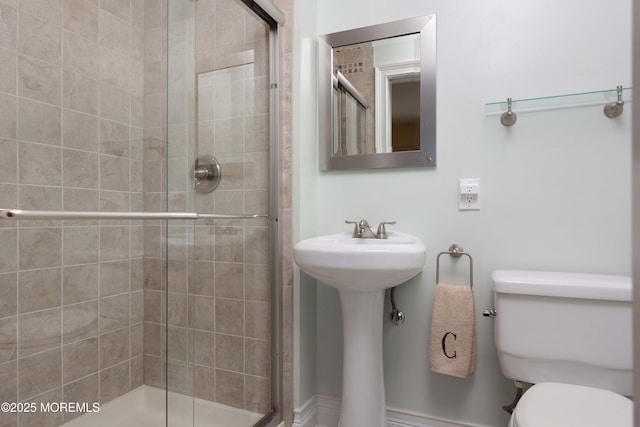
[429,283,476,378]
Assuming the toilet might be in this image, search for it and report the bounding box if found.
[491,270,633,427]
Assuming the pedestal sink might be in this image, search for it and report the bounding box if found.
[293,231,426,427]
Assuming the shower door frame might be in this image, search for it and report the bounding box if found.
[245,1,284,424]
[264,7,284,427]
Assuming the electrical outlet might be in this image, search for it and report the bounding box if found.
[459,178,480,210]
[461,194,476,205]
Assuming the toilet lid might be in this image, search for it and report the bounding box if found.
[513,382,633,427]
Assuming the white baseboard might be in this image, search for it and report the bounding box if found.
[292,395,319,427]
[293,395,484,427]
[316,395,340,427]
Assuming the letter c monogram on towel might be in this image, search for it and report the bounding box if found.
[442,332,457,359]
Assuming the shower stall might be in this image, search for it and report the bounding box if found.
[0,0,286,426]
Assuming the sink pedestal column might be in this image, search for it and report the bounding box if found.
[338,289,386,427]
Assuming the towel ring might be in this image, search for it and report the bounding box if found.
[436,243,474,288]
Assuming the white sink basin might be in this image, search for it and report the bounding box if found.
[293,231,426,291]
[294,230,426,426]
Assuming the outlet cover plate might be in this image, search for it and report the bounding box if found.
[459,178,480,210]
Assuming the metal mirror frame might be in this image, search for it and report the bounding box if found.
[319,15,437,170]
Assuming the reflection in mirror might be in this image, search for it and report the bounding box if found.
[390,79,420,151]
[333,67,369,155]
[332,42,374,155]
[373,34,421,153]
[331,34,421,156]
[319,15,436,170]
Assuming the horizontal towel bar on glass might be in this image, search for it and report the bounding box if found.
[0,209,268,221]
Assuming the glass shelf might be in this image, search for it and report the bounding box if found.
[485,87,632,116]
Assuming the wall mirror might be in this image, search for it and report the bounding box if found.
[319,15,437,170]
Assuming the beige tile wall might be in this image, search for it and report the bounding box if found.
[0,0,293,424]
[275,0,294,423]
[0,0,145,425]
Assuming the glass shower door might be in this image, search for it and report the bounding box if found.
[165,0,277,425]
[164,0,197,425]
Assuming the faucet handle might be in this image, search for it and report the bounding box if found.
[345,220,361,237]
[376,221,396,239]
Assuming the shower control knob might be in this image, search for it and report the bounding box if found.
[194,167,212,180]
[192,156,222,193]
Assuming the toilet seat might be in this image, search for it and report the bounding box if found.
[511,382,633,427]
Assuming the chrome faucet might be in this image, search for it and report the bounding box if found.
[345,219,396,239]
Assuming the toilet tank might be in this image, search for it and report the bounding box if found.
[492,270,632,396]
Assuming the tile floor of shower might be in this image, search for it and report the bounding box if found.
[61,385,262,427]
